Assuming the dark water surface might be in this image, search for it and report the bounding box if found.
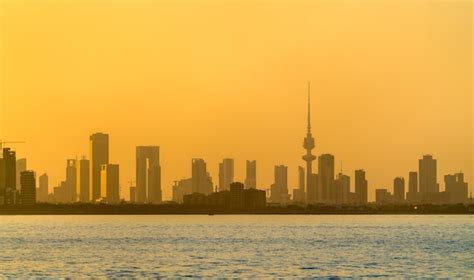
[0,215,472,278]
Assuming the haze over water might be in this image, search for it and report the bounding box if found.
[0,215,472,278]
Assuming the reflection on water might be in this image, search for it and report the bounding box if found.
[0,215,472,278]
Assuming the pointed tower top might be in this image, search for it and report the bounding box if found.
[307,82,311,134]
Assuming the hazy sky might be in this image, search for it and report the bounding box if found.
[1,0,472,201]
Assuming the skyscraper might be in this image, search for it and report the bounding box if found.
[90,133,109,202]
[355,169,368,204]
[136,146,161,203]
[419,155,438,202]
[218,158,234,191]
[245,160,257,189]
[1,148,17,205]
[192,158,213,195]
[393,177,405,203]
[37,173,49,202]
[270,165,289,204]
[303,83,316,204]
[444,173,468,204]
[65,159,77,202]
[293,166,306,203]
[77,157,90,202]
[335,172,350,204]
[407,171,418,203]
[318,154,335,202]
[20,170,36,206]
[100,163,120,203]
[16,158,27,191]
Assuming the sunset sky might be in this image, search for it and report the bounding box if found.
[1,0,472,201]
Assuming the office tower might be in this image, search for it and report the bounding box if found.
[245,160,257,189]
[20,170,36,206]
[77,158,90,202]
[355,169,368,204]
[90,133,109,202]
[129,186,136,203]
[65,159,77,202]
[172,178,192,203]
[230,182,244,210]
[318,154,335,202]
[136,146,161,203]
[393,177,405,203]
[270,165,289,204]
[335,172,350,204]
[375,189,392,204]
[407,171,418,203]
[418,155,438,202]
[191,158,213,195]
[37,173,49,202]
[1,148,17,205]
[445,173,468,204]
[100,164,120,203]
[16,158,27,191]
[218,158,234,191]
[303,83,317,204]
[293,166,306,203]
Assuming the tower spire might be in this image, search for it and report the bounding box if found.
[307,82,311,134]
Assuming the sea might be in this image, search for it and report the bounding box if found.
[0,215,472,278]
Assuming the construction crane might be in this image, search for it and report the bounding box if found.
[0,140,26,150]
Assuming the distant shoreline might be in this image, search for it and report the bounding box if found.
[1,203,472,215]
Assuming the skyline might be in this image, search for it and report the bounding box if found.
[1,1,472,201]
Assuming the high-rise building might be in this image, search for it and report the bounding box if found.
[37,173,49,202]
[407,171,418,203]
[218,158,234,191]
[270,165,289,204]
[245,160,257,189]
[136,146,161,203]
[293,166,306,203]
[303,83,317,204]
[100,164,120,203]
[90,133,109,202]
[65,159,77,202]
[16,158,27,191]
[318,154,335,202]
[445,173,468,204]
[20,170,36,206]
[172,178,192,203]
[77,158,90,202]
[230,182,244,210]
[355,169,368,204]
[1,148,17,205]
[335,172,350,204]
[393,177,405,203]
[129,186,136,203]
[418,155,438,202]
[192,158,213,195]
[375,188,392,204]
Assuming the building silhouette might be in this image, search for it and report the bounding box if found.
[136,146,161,203]
[270,165,289,204]
[355,169,368,204]
[37,173,49,202]
[230,182,245,210]
[65,159,77,202]
[129,185,136,203]
[1,148,18,205]
[303,83,316,204]
[375,188,392,204]
[172,178,192,203]
[245,160,257,189]
[192,158,213,195]
[406,171,418,203]
[20,170,36,206]
[445,173,468,203]
[318,154,335,202]
[419,155,439,202]
[100,164,120,203]
[393,177,405,203]
[16,158,27,192]
[293,166,306,203]
[335,172,350,204]
[77,157,90,202]
[90,133,109,202]
[218,158,234,191]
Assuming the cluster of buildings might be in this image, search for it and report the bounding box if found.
[375,155,469,204]
[0,86,470,207]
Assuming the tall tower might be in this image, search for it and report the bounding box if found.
[89,133,109,202]
[303,83,316,204]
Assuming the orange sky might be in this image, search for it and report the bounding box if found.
[1,0,472,201]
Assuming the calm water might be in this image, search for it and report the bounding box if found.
[0,215,472,278]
